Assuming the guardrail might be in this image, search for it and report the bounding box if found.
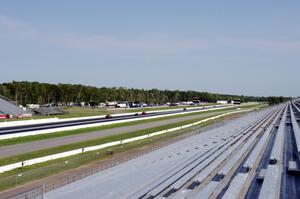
[0,109,248,174]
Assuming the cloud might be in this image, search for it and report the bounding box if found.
[0,15,208,55]
[0,15,37,37]
[40,32,218,56]
[220,37,300,54]
[1,15,300,57]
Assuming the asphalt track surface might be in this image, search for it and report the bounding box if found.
[0,111,225,158]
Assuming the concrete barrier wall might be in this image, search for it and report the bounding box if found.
[148,130,168,137]
[122,134,149,144]
[0,162,23,174]
[84,141,122,152]
[0,109,248,174]
[24,149,83,167]
[0,118,60,128]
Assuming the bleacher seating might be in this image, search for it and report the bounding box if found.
[0,94,30,116]
[32,107,67,116]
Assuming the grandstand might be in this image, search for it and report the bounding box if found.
[32,107,67,116]
[0,94,32,118]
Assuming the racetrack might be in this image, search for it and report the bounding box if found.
[0,111,227,158]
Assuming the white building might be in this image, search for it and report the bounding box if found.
[217,100,228,104]
[27,104,40,109]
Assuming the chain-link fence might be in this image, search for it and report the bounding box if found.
[9,186,44,199]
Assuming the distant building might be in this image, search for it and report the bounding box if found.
[106,101,117,107]
[217,99,241,105]
[181,101,194,105]
[115,102,128,108]
[228,99,241,105]
[80,102,87,107]
[233,99,241,104]
[97,103,106,108]
[27,104,40,109]
[192,97,201,104]
[217,100,228,104]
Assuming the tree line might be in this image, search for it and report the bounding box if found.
[0,81,289,106]
[266,96,288,105]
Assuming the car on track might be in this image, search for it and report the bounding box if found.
[105,114,112,119]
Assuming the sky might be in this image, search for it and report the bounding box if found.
[0,1,299,97]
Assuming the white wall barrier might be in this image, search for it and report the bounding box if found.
[24,149,83,167]
[0,118,60,128]
[84,141,122,152]
[181,124,193,129]
[122,134,149,144]
[0,162,23,173]
[148,130,168,137]
[0,109,250,174]
[0,106,235,140]
[166,127,182,133]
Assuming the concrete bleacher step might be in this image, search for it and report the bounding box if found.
[0,94,29,116]
[287,161,300,175]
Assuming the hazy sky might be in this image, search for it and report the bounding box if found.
[0,1,299,97]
